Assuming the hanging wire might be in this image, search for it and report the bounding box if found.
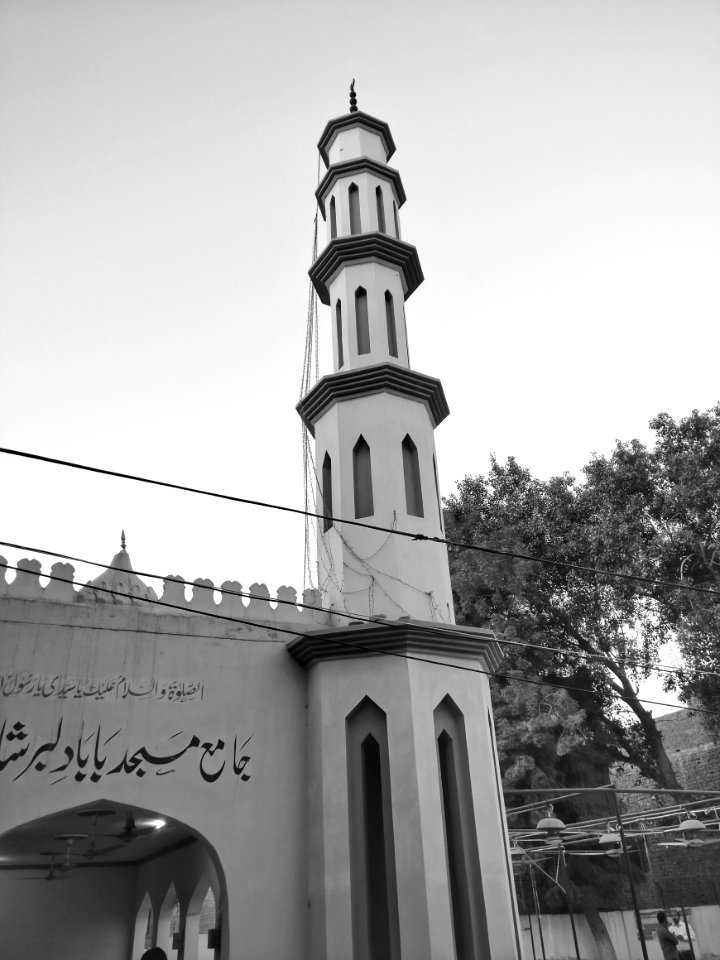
[300,157,322,591]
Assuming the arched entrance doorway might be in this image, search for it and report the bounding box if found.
[0,800,228,960]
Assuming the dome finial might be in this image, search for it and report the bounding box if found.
[120,529,126,550]
[349,79,358,113]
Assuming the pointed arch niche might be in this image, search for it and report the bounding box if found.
[401,435,424,517]
[322,452,333,531]
[353,435,374,518]
[349,183,361,234]
[355,287,371,355]
[132,892,155,959]
[434,697,490,960]
[346,697,400,960]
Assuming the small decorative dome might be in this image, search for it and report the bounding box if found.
[79,532,158,604]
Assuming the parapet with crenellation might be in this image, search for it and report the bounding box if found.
[0,555,330,630]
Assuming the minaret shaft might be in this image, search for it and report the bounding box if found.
[300,108,454,622]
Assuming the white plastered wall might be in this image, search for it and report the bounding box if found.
[314,393,453,622]
[326,126,388,166]
[327,262,409,371]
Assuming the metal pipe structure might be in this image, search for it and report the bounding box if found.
[529,860,547,960]
[518,877,538,960]
[680,904,696,960]
[609,785,650,960]
[559,844,581,960]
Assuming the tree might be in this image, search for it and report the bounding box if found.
[497,665,644,960]
[585,405,720,733]
[445,454,682,788]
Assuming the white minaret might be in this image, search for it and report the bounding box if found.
[298,83,454,623]
[290,89,524,960]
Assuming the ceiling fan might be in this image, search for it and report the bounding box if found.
[20,852,74,882]
[104,812,158,843]
[77,808,119,860]
[52,833,88,871]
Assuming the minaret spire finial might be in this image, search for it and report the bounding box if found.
[121,529,126,550]
[349,79,358,113]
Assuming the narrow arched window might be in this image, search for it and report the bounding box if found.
[336,299,344,368]
[385,291,398,357]
[376,186,386,233]
[346,698,400,960]
[322,453,333,531]
[349,183,361,234]
[355,287,370,355]
[353,436,374,518]
[402,435,424,517]
[330,196,337,239]
[392,200,400,238]
[435,697,490,960]
[433,453,443,528]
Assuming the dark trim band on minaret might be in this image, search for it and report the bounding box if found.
[315,158,406,218]
[287,621,504,671]
[297,362,450,435]
[317,112,396,166]
[309,234,423,304]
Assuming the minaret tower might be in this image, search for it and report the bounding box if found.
[290,89,524,960]
[298,82,454,623]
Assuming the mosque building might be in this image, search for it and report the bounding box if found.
[0,92,522,960]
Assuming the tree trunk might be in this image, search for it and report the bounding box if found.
[627,692,682,790]
[582,895,618,960]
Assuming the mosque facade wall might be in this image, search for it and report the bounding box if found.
[0,578,312,959]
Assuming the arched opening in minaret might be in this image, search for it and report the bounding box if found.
[402,435,424,517]
[435,697,490,960]
[322,452,333,531]
[330,195,337,239]
[335,299,344,368]
[392,200,400,238]
[355,287,371,355]
[353,436,374,518]
[375,186,386,233]
[433,453,444,530]
[346,697,400,960]
[349,183,361,234]
[384,291,398,358]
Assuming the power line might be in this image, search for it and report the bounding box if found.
[2,446,720,602]
[1,556,717,720]
[2,539,715,684]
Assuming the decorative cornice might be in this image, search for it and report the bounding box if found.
[309,234,423,305]
[315,158,406,218]
[296,363,449,435]
[318,111,396,166]
[286,619,504,673]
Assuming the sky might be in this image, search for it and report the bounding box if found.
[1,0,719,713]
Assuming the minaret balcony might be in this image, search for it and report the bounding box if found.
[315,157,406,219]
[296,361,449,436]
[310,233,423,305]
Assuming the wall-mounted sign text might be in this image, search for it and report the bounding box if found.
[0,673,203,702]
[0,718,251,785]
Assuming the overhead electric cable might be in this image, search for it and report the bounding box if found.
[2,539,714,684]
[2,558,717,720]
[2,447,720,602]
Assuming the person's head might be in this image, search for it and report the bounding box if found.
[671,911,681,923]
[657,911,667,925]
[140,949,167,960]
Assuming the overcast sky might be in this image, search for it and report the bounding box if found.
[2,0,718,712]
